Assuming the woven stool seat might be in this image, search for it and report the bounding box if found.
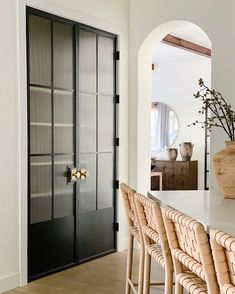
[146,244,165,268]
[176,272,207,294]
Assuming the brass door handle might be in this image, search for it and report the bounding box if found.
[67,166,89,182]
[71,168,81,181]
[79,168,89,180]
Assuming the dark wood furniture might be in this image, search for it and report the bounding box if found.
[151,160,198,190]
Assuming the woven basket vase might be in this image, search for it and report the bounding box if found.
[213,141,235,198]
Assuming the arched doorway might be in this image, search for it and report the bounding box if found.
[137,20,211,193]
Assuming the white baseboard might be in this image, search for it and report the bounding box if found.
[0,272,19,293]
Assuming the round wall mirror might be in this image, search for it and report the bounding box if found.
[151,102,179,151]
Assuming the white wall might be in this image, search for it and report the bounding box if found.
[151,55,211,189]
[1,0,235,292]
[0,0,19,292]
[0,0,129,292]
[129,0,235,194]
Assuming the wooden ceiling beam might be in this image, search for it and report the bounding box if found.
[162,34,211,57]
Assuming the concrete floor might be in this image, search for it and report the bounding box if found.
[5,250,167,294]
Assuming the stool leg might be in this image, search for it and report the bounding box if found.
[165,267,173,294]
[137,243,144,294]
[126,232,134,294]
[175,281,183,294]
[143,250,151,294]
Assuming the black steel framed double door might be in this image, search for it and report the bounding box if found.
[27,8,117,280]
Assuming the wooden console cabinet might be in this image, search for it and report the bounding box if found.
[151,160,198,190]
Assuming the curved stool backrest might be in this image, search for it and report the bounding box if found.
[162,207,219,294]
[135,193,173,294]
[120,183,143,294]
[120,183,137,227]
[210,229,235,294]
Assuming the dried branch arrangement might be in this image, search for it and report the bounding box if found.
[188,78,235,141]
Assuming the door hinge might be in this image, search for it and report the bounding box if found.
[114,222,119,232]
[115,95,120,104]
[114,180,119,189]
[114,137,119,147]
[114,51,120,60]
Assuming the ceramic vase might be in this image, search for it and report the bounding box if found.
[179,142,194,161]
[167,148,178,161]
[213,141,235,199]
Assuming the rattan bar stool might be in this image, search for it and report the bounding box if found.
[135,193,174,294]
[162,207,219,294]
[210,229,235,294]
[120,183,144,294]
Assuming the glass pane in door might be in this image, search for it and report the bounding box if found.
[98,36,114,95]
[79,93,96,153]
[98,95,114,152]
[29,15,51,86]
[30,156,52,224]
[30,124,52,154]
[30,87,51,123]
[54,89,74,154]
[30,87,52,154]
[79,154,96,214]
[53,22,73,90]
[79,30,96,93]
[54,155,74,219]
[54,90,73,124]
[98,153,113,209]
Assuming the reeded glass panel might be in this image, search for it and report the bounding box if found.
[98,95,114,152]
[79,154,96,214]
[29,15,51,86]
[54,155,74,219]
[53,22,73,90]
[79,30,96,93]
[98,36,114,95]
[30,87,51,123]
[30,124,51,154]
[79,94,96,153]
[54,90,73,124]
[98,153,113,209]
[30,156,52,224]
[54,125,73,154]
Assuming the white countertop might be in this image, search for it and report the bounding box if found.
[148,189,235,237]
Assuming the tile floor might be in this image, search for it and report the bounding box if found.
[5,250,167,294]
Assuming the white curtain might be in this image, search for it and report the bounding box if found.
[154,102,170,149]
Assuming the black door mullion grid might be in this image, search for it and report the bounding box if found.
[95,33,99,211]
[27,6,118,279]
[72,23,78,261]
[29,83,74,93]
[51,20,55,220]
[26,9,31,240]
[113,36,118,249]
[75,25,80,262]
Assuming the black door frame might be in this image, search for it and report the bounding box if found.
[26,6,118,281]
